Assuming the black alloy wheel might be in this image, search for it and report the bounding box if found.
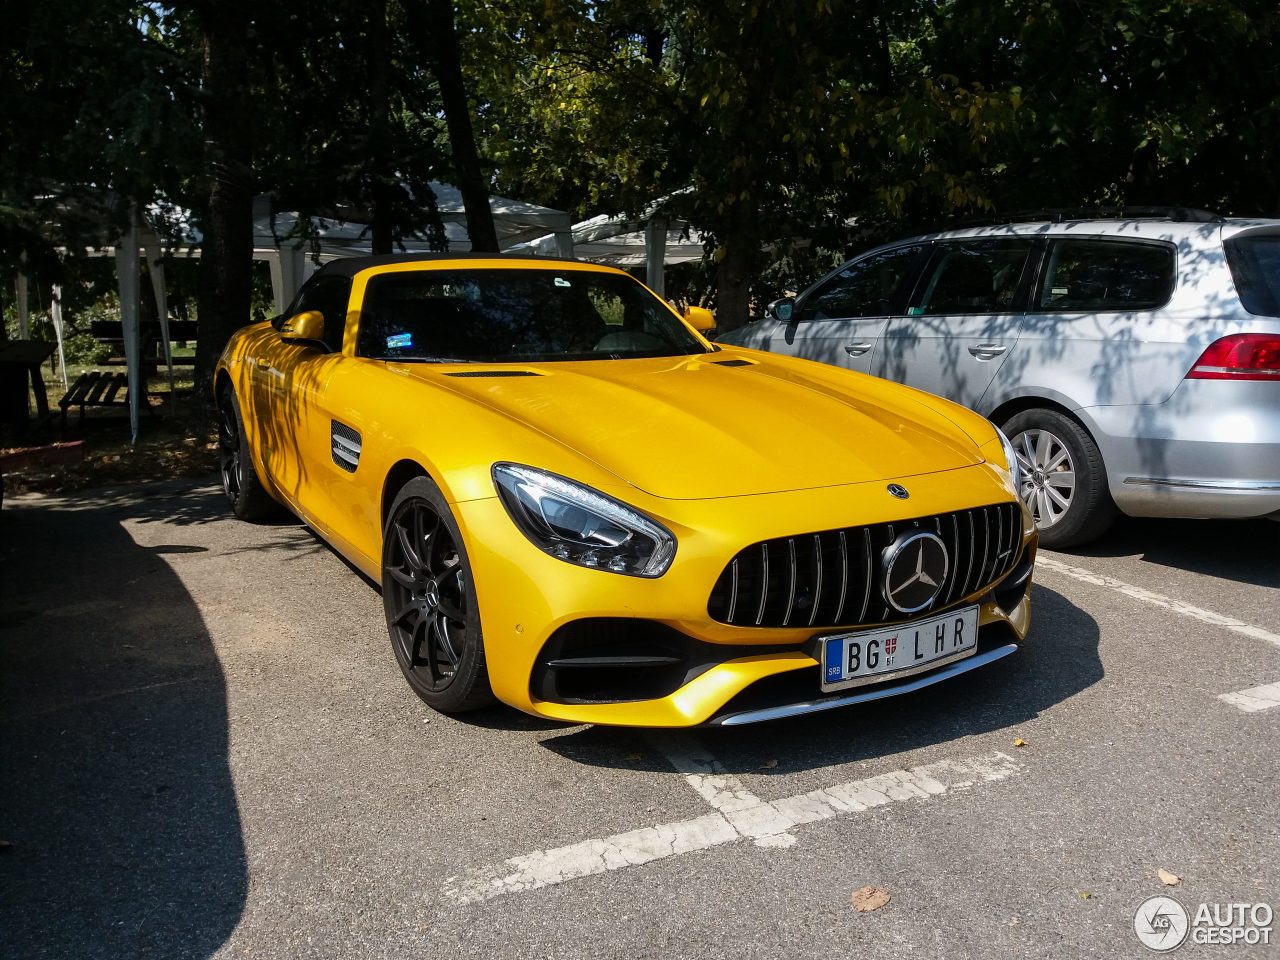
[217,389,243,503]
[217,386,280,522]
[382,476,493,712]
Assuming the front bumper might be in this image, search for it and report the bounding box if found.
[453,465,1036,727]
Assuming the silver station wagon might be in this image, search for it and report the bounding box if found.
[719,212,1280,547]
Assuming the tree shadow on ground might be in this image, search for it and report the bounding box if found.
[1062,515,1279,589]
[0,492,246,959]
[539,583,1100,775]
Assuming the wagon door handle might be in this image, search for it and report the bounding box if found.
[968,343,1007,359]
[844,341,874,357]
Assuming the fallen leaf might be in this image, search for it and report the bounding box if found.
[1007,916,1020,926]
[1078,892,1092,900]
[1158,868,1181,886]
[851,886,891,913]
[759,758,778,770]
[1014,738,1027,748]
[624,753,643,761]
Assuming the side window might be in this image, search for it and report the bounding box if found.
[1038,240,1175,312]
[912,239,1035,315]
[288,277,351,349]
[798,245,923,322]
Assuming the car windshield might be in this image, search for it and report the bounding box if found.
[357,268,711,363]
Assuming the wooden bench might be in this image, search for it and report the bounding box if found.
[59,371,156,433]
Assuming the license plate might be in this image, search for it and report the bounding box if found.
[820,605,979,692]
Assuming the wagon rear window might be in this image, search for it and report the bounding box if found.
[358,269,709,362]
[1225,235,1280,317]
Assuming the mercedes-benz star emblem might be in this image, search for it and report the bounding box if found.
[887,483,909,499]
[882,531,949,614]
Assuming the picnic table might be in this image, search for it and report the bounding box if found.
[0,340,56,437]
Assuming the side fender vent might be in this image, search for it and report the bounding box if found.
[331,421,361,473]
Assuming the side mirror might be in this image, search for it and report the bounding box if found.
[279,309,327,348]
[766,297,796,322]
[683,305,716,332]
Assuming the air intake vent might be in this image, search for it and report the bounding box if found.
[445,370,541,378]
[707,502,1023,629]
[712,359,754,367]
[331,421,361,473]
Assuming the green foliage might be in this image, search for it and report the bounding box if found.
[2,0,1277,341]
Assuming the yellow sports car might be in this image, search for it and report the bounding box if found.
[216,255,1036,726]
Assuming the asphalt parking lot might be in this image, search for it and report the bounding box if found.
[1,479,1277,960]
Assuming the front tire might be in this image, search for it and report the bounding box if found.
[382,476,494,713]
[1003,408,1116,549]
[217,386,281,522]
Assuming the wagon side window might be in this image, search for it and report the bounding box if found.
[1037,239,1176,312]
[797,245,924,322]
[911,239,1036,316]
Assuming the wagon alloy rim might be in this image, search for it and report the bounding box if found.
[218,395,242,501]
[385,500,470,691]
[1012,428,1076,528]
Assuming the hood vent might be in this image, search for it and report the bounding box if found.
[712,359,754,367]
[445,369,542,378]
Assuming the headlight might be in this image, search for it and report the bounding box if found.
[492,463,677,577]
[995,425,1022,489]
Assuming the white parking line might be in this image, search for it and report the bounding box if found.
[1218,681,1280,713]
[441,750,1021,904]
[648,734,798,846]
[1036,556,1280,648]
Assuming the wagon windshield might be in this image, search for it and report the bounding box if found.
[357,269,712,363]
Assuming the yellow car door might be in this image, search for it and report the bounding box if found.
[253,275,353,511]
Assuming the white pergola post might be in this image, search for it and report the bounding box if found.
[15,272,30,338]
[50,284,68,389]
[115,221,142,444]
[283,245,308,311]
[143,234,174,397]
[266,244,307,315]
[645,217,668,296]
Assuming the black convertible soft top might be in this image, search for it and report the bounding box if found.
[313,253,586,278]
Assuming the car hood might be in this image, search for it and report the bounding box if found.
[414,353,986,500]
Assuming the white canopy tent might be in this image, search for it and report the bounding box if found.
[18,185,573,442]
[253,185,575,313]
[511,205,706,297]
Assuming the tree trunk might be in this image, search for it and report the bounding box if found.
[423,0,499,253]
[714,234,755,333]
[368,0,394,254]
[193,3,255,418]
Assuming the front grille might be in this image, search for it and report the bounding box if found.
[707,502,1023,629]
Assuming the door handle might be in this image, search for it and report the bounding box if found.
[968,343,1007,359]
[844,341,874,357]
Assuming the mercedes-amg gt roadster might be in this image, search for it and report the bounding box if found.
[215,255,1036,726]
